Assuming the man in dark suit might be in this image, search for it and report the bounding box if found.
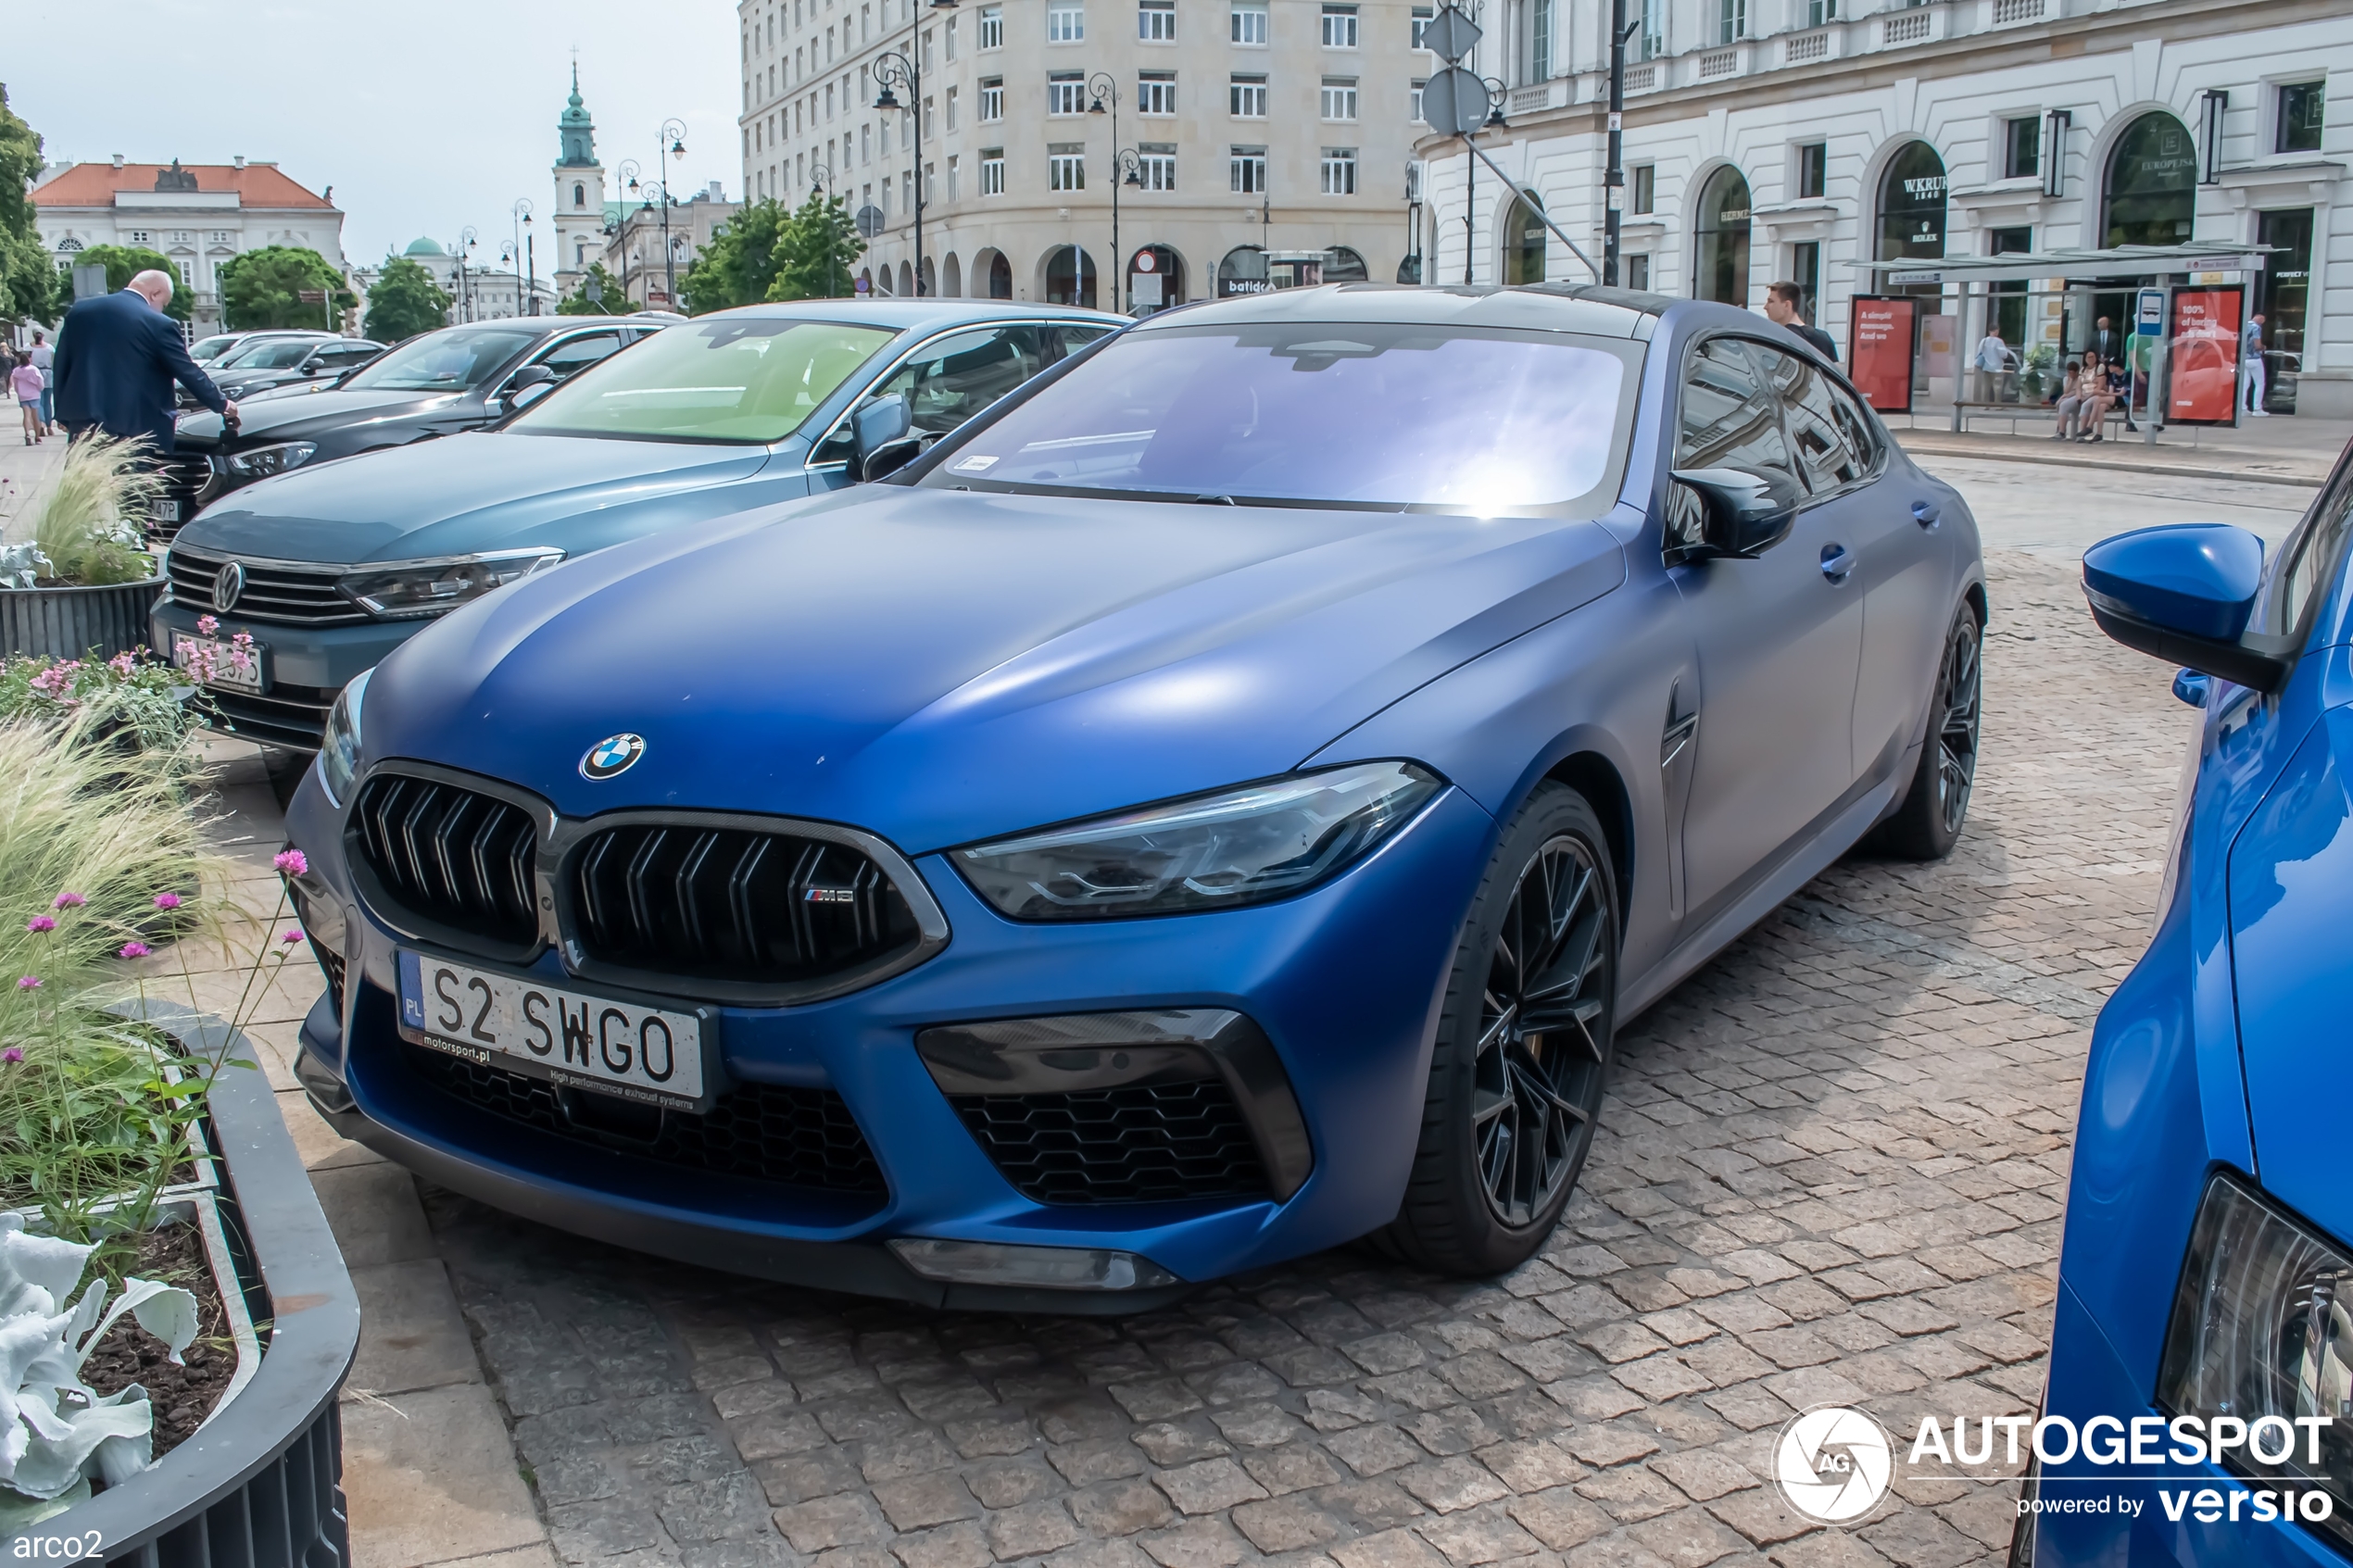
[53,270,236,452]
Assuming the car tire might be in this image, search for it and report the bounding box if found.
[1865,603,1982,861]
[1376,782,1618,1275]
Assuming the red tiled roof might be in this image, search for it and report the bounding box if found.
[30,163,335,210]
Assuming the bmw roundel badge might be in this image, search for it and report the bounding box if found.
[581,733,647,781]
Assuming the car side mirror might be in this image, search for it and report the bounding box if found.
[508,379,557,412]
[510,364,559,390]
[1667,467,1799,561]
[299,358,326,374]
[2082,522,2288,693]
[853,394,920,483]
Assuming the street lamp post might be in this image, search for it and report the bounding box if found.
[873,0,958,298]
[1087,73,1124,312]
[811,160,842,297]
[657,119,687,307]
[511,198,535,315]
[454,227,480,321]
[616,159,645,308]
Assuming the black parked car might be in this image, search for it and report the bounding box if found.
[157,317,662,537]
[174,332,380,407]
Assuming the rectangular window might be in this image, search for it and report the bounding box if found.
[1796,141,1826,199]
[1806,0,1835,22]
[1230,73,1266,117]
[1638,0,1661,59]
[1139,71,1176,115]
[1048,0,1084,41]
[1627,254,1650,291]
[1630,163,1655,214]
[1529,0,1551,81]
[946,85,959,131]
[1230,143,1267,193]
[862,122,873,164]
[1792,240,1819,320]
[1320,4,1358,47]
[923,94,935,139]
[1050,143,1087,190]
[1049,72,1088,114]
[902,169,913,210]
[947,154,960,201]
[980,77,1004,120]
[2279,81,2325,155]
[946,15,957,57]
[925,160,936,203]
[1412,5,1433,48]
[978,4,1002,46]
[1139,0,1176,41]
[1230,0,1266,44]
[982,148,1006,194]
[2004,114,2040,180]
[130,230,149,245]
[1411,78,1426,122]
[825,82,835,118]
[1138,142,1177,190]
[1321,77,1358,120]
[1320,145,1357,194]
[1718,0,1743,43]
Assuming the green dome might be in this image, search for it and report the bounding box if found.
[403,236,447,257]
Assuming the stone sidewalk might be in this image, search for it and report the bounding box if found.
[1891,406,2349,487]
[234,545,2174,1568]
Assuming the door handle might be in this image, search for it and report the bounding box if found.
[1820,544,1854,583]
[1912,500,1941,528]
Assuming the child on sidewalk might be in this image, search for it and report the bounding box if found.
[11,356,44,445]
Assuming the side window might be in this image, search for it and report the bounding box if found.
[868,326,1045,435]
[535,332,623,380]
[1752,344,1865,495]
[2256,458,2353,641]
[331,343,380,366]
[1676,337,1797,489]
[1043,324,1114,364]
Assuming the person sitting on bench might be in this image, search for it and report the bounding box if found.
[2052,358,2088,442]
[2075,353,2119,442]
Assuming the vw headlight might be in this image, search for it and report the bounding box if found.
[337,549,563,620]
[2158,1173,2353,1550]
[225,441,317,478]
[954,760,1442,921]
[317,668,370,808]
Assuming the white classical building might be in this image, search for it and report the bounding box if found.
[1413,0,2349,414]
[29,157,349,334]
[552,68,611,298]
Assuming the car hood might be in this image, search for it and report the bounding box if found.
[369,484,1628,852]
[177,387,469,446]
[171,432,774,564]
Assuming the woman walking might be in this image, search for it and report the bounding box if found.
[10,354,44,445]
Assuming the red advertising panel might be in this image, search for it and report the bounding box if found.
[1848,296,1918,414]
[2168,286,2244,425]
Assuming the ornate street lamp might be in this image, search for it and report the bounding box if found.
[510,198,536,316]
[1087,72,1125,311]
[810,159,844,298]
[616,158,647,308]
[657,119,688,307]
[872,0,955,297]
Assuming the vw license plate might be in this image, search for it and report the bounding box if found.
[151,499,181,523]
[171,632,266,694]
[396,951,711,1109]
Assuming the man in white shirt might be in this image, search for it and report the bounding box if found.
[25,331,54,434]
[2242,313,2268,417]
[1971,328,2012,403]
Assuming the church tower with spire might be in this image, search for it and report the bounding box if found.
[550,65,607,300]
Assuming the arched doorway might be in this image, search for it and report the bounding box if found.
[2104,112,2195,246]
[1502,192,1545,284]
[1128,244,1185,313]
[1692,167,1751,306]
[1324,245,1368,282]
[1045,245,1097,307]
[1876,141,1947,264]
[1218,245,1270,296]
[919,256,936,297]
[985,250,1013,298]
[941,253,963,297]
[858,267,874,295]
[897,260,915,298]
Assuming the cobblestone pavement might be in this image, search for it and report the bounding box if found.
[416,548,2192,1568]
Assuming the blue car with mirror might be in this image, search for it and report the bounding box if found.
[280,283,1984,1310]
[155,300,1119,747]
[2024,447,2353,1565]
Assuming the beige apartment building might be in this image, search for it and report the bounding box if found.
[738,0,1435,308]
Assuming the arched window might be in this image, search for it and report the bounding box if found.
[898,259,914,297]
[573,182,586,208]
[942,253,963,297]
[988,251,1013,298]
[1692,166,1751,306]
[1045,245,1097,307]
[2103,112,2195,247]
[1217,245,1269,296]
[1502,192,1545,285]
[1323,245,1368,283]
[1875,141,1946,263]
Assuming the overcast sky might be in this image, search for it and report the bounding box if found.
[8,0,742,270]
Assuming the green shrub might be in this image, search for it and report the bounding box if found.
[27,435,163,587]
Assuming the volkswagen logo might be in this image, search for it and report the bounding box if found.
[581,733,647,781]
[211,561,245,614]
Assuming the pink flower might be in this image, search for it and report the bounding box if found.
[25,916,54,934]
[0,1048,21,1065]
[119,942,152,960]
[51,892,83,909]
[196,615,220,635]
[281,929,305,946]
[153,892,182,911]
[16,976,40,991]
[108,652,136,676]
[273,848,309,877]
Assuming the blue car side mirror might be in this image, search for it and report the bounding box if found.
[1667,468,1799,560]
[2082,523,2288,694]
[853,394,922,483]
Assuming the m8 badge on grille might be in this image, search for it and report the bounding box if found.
[581,732,646,780]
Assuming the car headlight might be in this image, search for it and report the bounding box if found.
[317,668,370,808]
[953,760,1443,921]
[2158,1173,2353,1551]
[336,549,564,620]
[225,441,318,478]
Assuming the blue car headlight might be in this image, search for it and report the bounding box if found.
[953,760,1442,921]
[225,441,317,478]
[2158,1173,2353,1549]
[317,668,369,808]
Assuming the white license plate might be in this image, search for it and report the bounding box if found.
[171,632,266,694]
[152,499,181,523]
[396,951,710,1108]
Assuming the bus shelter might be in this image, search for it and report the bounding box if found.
[1850,241,2272,438]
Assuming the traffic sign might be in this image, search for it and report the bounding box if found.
[855,204,886,238]
[1421,67,1490,136]
[297,289,328,303]
[1421,5,1482,64]
[1134,250,1157,273]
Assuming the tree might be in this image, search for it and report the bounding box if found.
[677,198,793,314]
[362,257,451,343]
[559,262,628,315]
[0,84,55,323]
[51,245,189,322]
[217,245,355,331]
[767,193,866,302]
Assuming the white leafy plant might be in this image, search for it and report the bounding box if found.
[0,1212,197,1527]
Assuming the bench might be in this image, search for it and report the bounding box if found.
[1950,399,2130,438]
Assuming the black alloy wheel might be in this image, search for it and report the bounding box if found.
[1378,784,1617,1274]
[1868,604,1982,860]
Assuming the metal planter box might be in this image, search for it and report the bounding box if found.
[0,577,167,662]
[3,1007,361,1568]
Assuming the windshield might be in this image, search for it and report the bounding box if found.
[924,322,1640,512]
[345,328,540,393]
[190,335,239,362]
[507,317,899,443]
[219,337,327,370]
